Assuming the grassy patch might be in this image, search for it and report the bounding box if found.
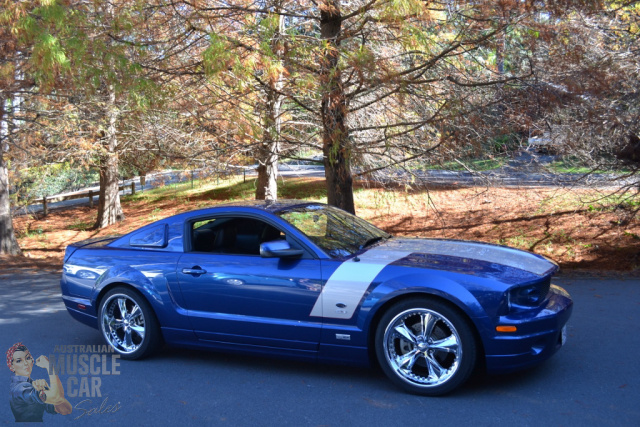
[127,176,330,207]
[279,179,327,201]
[67,220,93,231]
[421,158,506,172]
[548,157,632,174]
[18,225,45,239]
[548,161,596,174]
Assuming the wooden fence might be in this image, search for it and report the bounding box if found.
[40,182,136,215]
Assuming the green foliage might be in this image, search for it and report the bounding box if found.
[383,0,424,19]
[15,163,98,200]
[491,134,520,154]
[203,33,237,76]
[7,2,70,89]
[345,45,376,73]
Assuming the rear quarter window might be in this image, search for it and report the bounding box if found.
[129,224,168,248]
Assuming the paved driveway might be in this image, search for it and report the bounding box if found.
[0,271,638,426]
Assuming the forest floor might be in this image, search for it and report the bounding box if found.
[2,177,639,275]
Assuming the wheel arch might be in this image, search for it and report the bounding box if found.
[366,291,486,370]
[92,264,165,320]
[96,282,164,359]
[94,281,164,331]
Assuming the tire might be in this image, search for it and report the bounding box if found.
[98,287,161,360]
[375,298,477,396]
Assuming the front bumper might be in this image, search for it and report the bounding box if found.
[484,285,573,373]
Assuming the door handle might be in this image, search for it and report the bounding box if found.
[182,267,207,275]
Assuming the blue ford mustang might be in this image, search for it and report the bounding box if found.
[60,200,572,395]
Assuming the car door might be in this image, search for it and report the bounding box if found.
[176,215,324,352]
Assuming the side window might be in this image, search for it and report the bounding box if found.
[190,217,285,255]
[191,219,220,252]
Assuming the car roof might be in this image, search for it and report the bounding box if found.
[109,199,331,254]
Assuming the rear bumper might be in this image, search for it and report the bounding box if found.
[62,295,99,330]
[484,285,573,373]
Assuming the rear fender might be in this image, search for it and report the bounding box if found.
[92,266,188,330]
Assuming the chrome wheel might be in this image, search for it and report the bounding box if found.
[384,308,461,386]
[99,287,161,359]
[376,299,476,395]
[102,294,146,354]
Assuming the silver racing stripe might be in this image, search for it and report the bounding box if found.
[310,249,412,319]
[382,239,555,276]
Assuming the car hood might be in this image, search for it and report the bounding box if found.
[364,237,558,280]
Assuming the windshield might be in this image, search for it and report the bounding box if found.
[277,204,391,258]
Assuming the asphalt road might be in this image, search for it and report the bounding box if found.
[0,271,638,426]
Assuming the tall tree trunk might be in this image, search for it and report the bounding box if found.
[255,83,283,202]
[0,99,21,255]
[255,89,281,200]
[320,0,355,214]
[256,11,285,201]
[94,86,124,228]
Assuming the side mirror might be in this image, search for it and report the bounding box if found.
[260,240,304,258]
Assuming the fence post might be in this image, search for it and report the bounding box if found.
[42,196,48,216]
[89,190,94,208]
[131,182,135,195]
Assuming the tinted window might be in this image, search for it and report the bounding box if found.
[278,205,389,258]
[190,217,284,255]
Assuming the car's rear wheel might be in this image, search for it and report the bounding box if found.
[99,287,161,359]
[375,298,477,396]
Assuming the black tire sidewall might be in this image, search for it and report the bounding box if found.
[374,297,477,396]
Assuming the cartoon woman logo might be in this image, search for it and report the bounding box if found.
[7,343,72,422]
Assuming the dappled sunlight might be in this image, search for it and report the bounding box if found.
[0,272,67,326]
[7,177,640,272]
[357,186,640,271]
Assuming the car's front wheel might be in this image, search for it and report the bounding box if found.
[375,298,477,396]
[98,287,161,359]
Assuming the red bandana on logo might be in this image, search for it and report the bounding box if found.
[6,342,24,371]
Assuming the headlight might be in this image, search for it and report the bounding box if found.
[508,278,551,309]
